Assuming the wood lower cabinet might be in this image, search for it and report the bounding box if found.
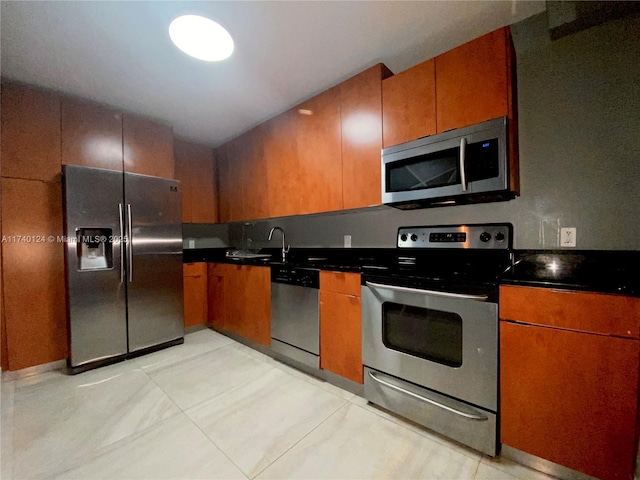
[341,64,391,209]
[319,271,363,383]
[435,27,513,133]
[174,139,217,223]
[207,263,270,346]
[382,59,436,148]
[500,285,640,480]
[183,263,207,328]
[123,114,174,178]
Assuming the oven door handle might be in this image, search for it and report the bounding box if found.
[365,281,488,301]
[367,371,488,421]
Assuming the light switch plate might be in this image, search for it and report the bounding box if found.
[560,227,576,247]
[344,235,352,248]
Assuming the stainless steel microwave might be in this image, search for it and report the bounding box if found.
[381,117,514,209]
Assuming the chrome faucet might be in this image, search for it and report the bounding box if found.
[268,226,290,262]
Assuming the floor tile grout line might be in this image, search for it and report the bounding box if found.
[247,400,351,480]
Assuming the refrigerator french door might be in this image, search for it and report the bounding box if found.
[63,165,184,373]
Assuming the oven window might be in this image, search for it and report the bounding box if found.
[382,302,462,367]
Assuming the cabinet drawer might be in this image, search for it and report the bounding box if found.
[320,271,361,296]
[207,262,231,277]
[500,285,640,338]
[183,262,206,277]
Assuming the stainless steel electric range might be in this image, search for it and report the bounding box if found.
[361,223,513,456]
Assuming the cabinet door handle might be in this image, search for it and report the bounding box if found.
[368,371,488,421]
[459,137,468,192]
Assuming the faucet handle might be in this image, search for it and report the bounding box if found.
[284,244,291,253]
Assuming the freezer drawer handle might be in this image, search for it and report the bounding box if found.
[365,281,488,301]
[127,204,133,282]
[118,203,125,283]
[367,371,488,421]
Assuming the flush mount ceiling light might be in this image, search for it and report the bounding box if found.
[169,15,234,62]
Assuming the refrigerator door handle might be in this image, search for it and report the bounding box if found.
[127,203,133,283]
[118,203,125,284]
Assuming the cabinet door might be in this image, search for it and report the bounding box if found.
[1,178,68,370]
[501,321,639,480]
[241,266,271,346]
[61,98,123,171]
[123,114,174,178]
[320,290,363,383]
[215,144,232,223]
[174,139,217,223]
[223,137,247,222]
[297,87,343,214]
[435,27,512,133]
[341,64,391,209]
[264,111,300,217]
[207,264,226,330]
[500,285,640,338]
[1,82,61,182]
[241,127,270,221]
[183,263,207,327]
[382,59,436,148]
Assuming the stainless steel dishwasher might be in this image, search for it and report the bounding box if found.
[270,265,320,368]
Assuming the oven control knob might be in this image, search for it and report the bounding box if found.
[495,232,505,242]
[400,233,408,242]
[479,232,492,242]
[410,234,418,242]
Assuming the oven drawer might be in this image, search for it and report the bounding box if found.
[364,367,498,456]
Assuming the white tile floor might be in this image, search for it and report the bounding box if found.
[1,329,556,480]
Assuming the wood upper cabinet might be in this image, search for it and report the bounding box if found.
[215,144,232,223]
[499,285,640,480]
[297,87,343,215]
[61,98,123,171]
[319,271,363,383]
[241,127,270,221]
[264,110,300,218]
[123,114,174,178]
[221,136,248,222]
[183,263,207,328]
[435,27,513,133]
[341,64,392,209]
[1,82,61,182]
[382,59,436,148]
[174,139,217,223]
[1,178,68,370]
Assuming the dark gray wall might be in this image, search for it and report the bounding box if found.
[192,11,640,251]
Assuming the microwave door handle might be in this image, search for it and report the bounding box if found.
[459,137,468,191]
[365,281,488,301]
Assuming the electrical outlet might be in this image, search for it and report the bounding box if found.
[188,239,195,249]
[560,227,576,247]
[344,235,352,248]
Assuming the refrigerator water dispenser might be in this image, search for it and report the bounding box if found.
[76,228,113,270]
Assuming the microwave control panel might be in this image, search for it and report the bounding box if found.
[397,224,512,250]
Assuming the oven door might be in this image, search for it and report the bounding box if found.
[362,280,498,411]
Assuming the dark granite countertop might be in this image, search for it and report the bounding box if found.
[183,247,640,296]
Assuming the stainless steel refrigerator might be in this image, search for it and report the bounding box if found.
[63,165,184,373]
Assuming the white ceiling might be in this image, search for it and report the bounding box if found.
[0,1,545,147]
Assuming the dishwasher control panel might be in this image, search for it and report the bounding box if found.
[271,266,319,288]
